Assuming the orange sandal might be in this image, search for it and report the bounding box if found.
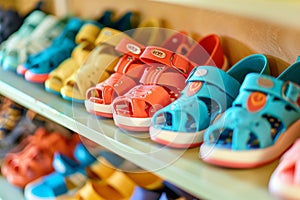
[85,31,192,118]
[112,34,227,131]
[1,127,79,188]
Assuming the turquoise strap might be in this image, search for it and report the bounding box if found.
[187,66,241,100]
[239,73,300,110]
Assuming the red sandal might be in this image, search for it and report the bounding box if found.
[112,34,227,131]
[85,31,193,118]
[1,127,79,188]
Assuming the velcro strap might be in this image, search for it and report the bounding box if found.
[114,37,145,73]
[187,66,241,99]
[115,37,145,57]
[95,27,129,46]
[139,46,195,75]
[241,73,300,109]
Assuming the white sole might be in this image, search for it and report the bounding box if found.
[200,119,300,168]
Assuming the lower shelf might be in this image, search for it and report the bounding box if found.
[0,68,278,199]
[0,176,25,200]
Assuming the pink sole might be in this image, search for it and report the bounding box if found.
[25,71,49,83]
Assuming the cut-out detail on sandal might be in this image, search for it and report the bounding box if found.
[201,58,300,168]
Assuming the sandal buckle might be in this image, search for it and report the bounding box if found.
[282,81,300,107]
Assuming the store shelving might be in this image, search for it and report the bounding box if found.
[1,0,300,199]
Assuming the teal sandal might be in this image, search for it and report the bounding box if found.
[201,57,300,168]
[0,10,47,71]
[150,54,270,148]
[23,17,84,83]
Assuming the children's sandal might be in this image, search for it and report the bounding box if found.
[23,18,85,83]
[85,30,192,118]
[69,171,136,200]
[112,34,226,132]
[150,54,269,148]
[5,15,66,72]
[200,57,300,168]
[60,27,128,102]
[24,144,117,200]
[0,10,47,71]
[44,23,102,95]
[78,18,165,104]
[1,127,79,188]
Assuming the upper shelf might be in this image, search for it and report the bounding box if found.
[0,68,278,199]
[153,0,300,29]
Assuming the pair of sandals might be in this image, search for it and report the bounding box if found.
[0,7,67,72]
[150,52,300,170]
[1,127,79,188]
[199,55,300,168]
[16,17,85,83]
[24,145,163,200]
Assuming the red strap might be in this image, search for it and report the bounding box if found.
[187,34,224,68]
[114,38,146,74]
[139,46,196,75]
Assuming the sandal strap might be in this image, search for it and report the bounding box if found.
[187,66,241,100]
[139,46,196,75]
[188,34,225,68]
[238,73,300,111]
[114,37,146,74]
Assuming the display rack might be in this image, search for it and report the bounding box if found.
[1,0,300,199]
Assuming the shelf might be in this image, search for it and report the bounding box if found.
[0,176,25,200]
[0,69,279,199]
[153,0,300,29]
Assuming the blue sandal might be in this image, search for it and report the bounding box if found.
[0,10,47,71]
[24,143,100,200]
[200,57,300,168]
[22,17,84,83]
[150,54,270,148]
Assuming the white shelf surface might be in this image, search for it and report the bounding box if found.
[0,68,279,199]
[153,0,300,29]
